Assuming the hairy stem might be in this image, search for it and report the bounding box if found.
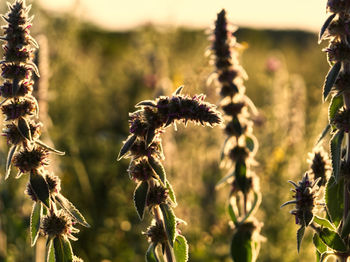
[150,180,175,262]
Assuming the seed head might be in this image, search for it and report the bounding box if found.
[41,210,72,237]
[127,158,153,182]
[13,146,49,173]
[147,185,169,207]
[144,220,168,244]
[1,98,36,120]
[45,172,61,194]
[332,107,350,132]
[25,182,37,201]
[307,147,331,187]
[283,173,320,226]
[2,120,40,145]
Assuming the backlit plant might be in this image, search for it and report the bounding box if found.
[283,0,350,260]
[118,86,223,262]
[210,9,262,262]
[0,1,89,261]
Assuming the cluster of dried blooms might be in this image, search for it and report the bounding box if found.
[0,1,88,261]
[118,86,222,261]
[210,9,262,262]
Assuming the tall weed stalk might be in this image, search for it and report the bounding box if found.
[210,9,263,262]
[283,1,350,261]
[118,86,223,261]
[0,1,89,261]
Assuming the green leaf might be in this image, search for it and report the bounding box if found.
[235,161,248,193]
[55,194,90,227]
[313,216,336,231]
[323,61,341,101]
[117,134,137,160]
[341,211,350,238]
[46,239,55,262]
[53,236,73,262]
[17,117,32,141]
[146,243,159,262]
[5,144,18,180]
[30,171,50,208]
[313,233,327,254]
[174,235,188,262]
[316,250,321,262]
[228,202,239,226]
[245,135,257,153]
[148,156,166,183]
[166,181,177,206]
[325,176,344,227]
[30,202,42,246]
[297,226,305,253]
[133,181,149,220]
[328,95,343,123]
[320,251,335,262]
[231,226,253,262]
[35,140,65,155]
[316,124,331,145]
[330,130,344,182]
[319,13,336,43]
[160,203,176,246]
[241,192,261,224]
[216,171,234,187]
[146,127,156,147]
[319,228,347,252]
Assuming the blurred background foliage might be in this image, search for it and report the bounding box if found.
[0,2,331,262]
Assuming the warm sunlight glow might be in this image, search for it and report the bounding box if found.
[38,0,326,31]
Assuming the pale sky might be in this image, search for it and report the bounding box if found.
[38,0,326,32]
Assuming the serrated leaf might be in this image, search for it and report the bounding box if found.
[313,233,327,254]
[30,171,50,208]
[319,13,336,43]
[53,236,73,262]
[5,144,17,180]
[133,181,149,220]
[55,194,90,227]
[174,235,188,262]
[160,203,176,246]
[148,156,166,183]
[341,212,350,238]
[319,228,347,252]
[173,86,184,95]
[146,243,159,262]
[297,226,305,253]
[313,216,336,231]
[17,117,32,141]
[166,181,177,206]
[117,134,137,160]
[228,202,239,226]
[316,124,331,145]
[46,239,55,262]
[330,130,344,182]
[320,251,335,262]
[325,176,344,227]
[231,226,253,262]
[135,100,157,108]
[30,202,42,246]
[35,140,65,155]
[323,61,341,101]
[146,127,156,148]
[328,95,343,123]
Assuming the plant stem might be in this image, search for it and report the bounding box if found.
[150,180,175,262]
[343,94,350,248]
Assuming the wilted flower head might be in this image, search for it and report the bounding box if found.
[144,220,168,244]
[41,210,74,238]
[307,146,331,187]
[13,146,49,173]
[282,173,320,226]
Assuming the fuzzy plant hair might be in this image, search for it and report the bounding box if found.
[118,86,223,262]
[283,0,350,261]
[0,1,89,261]
[210,9,262,262]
